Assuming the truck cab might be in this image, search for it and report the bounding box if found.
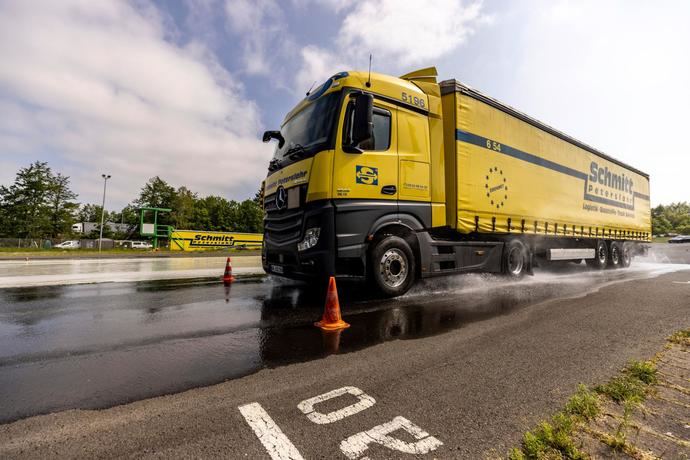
[262,68,445,296]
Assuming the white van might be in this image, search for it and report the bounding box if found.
[56,240,81,249]
[130,241,152,249]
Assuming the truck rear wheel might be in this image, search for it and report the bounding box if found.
[369,235,416,297]
[620,243,632,268]
[503,239,528,278]
[586,240,608,270]
[608,241,622,268]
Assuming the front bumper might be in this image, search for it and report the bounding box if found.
[263,201,336,280]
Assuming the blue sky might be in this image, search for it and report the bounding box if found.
[1,0,688,209]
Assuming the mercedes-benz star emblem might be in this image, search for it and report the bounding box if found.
[275,186,287,210]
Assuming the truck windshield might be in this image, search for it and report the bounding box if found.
[271,92,340,168]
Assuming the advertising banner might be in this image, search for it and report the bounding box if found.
[169,230,263,251]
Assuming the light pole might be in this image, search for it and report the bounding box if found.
[98,174,111,253]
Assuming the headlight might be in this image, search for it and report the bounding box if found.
[297,227,321,251]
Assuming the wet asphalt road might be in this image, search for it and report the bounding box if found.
[0,255,263,288]
[0,248,689,458]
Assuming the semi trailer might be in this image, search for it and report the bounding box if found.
[261,67,651,296]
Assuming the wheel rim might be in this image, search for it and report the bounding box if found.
[611,246,620,264]
[379,248,408,288]
[507,247,524,275]
[622,248,630,265]
[597,244,607,263]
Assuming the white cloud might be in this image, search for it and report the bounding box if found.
[291,0,353,12]
[184,0,223,46]
[340,0,488,66]
[292,0,489,96]
[224,0,291,75]
[0,0,272,208]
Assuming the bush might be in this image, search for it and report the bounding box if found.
[595,375,645,403]
[518,412,585,459]
[625,361,657,385]
[565,384,600,421]
[669,329,690,346]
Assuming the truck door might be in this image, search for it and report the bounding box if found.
[332,95,398,205]
[397,107,431,206]
[331,94,398,256]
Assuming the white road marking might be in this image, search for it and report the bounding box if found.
[672,281,690,284]
[297,386,376,424]
[238,402,305,460]
[339,416,443,459]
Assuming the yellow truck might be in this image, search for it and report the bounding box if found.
[261,67,651,296]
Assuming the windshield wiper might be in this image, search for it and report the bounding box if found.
[268,144,308,172]
[284,144,308,161]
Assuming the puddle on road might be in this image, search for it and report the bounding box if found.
[258,260,687,363]
[0,259,687,423]
[258,279,538,364]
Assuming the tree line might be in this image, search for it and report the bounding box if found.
[3,162,687,240]
[0,161,263,239]
[652,202,690,236]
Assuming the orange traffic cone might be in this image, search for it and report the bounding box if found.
[315,276,350,331]
[222,257,235,284]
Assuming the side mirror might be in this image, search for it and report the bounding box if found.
[262,130,285,148]
[345,93,373,153]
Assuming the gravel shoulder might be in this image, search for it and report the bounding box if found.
[508,330,690,459]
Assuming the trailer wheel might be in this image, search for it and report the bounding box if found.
[608,241,622,268]
[503,239,528,278]
[586,240,608,270]
[369,235,416,297]
[619,243,631,268]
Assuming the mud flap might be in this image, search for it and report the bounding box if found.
[526,251,535,276]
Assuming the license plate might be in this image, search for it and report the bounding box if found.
[270,264,284,274]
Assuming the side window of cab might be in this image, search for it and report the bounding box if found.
[342,101,391,151]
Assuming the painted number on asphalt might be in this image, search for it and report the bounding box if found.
[239,386,443,459]
[297,386,375,424]
[340,416,444,459]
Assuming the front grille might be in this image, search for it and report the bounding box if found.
[264,185,307,213]
[264,185,307,245]
[264,193,278,213]
[264,205,303,244]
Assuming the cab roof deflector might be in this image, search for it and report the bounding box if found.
[400,67,438,83]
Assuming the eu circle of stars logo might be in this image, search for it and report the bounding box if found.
[484,166,508,209]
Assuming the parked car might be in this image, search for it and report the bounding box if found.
[130,241,153,249]
[668,235,690,244]
[55,240,81,249]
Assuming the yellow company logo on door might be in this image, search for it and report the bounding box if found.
[356,165,378,185]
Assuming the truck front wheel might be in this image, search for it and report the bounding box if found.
[369,235,416,297]
[503,239,528,278]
